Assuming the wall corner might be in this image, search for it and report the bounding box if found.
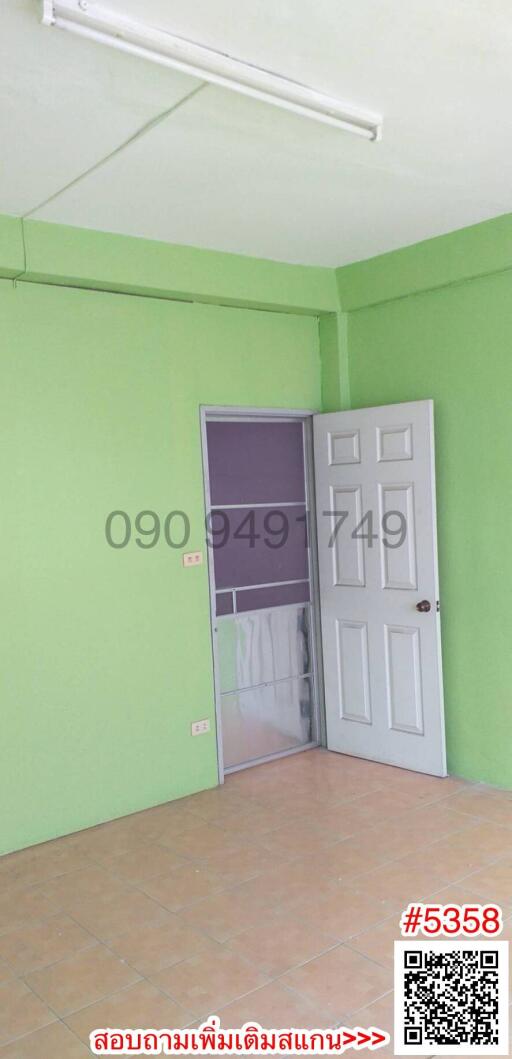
[319,311,350,412]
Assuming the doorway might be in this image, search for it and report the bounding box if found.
[201,407,323,777]
[202,399,446,782]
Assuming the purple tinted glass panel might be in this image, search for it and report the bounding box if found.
[211,505,308,590]
[206,421,305,505]
[236,581,310,613]
[216,592,234,616]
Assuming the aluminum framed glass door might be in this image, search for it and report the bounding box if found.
[202,409,321,774]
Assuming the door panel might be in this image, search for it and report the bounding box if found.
[384,624,424,734]
[336,619,371,724]
[332,486,365,587]
[313,400,446,776]
[378,483,417,590]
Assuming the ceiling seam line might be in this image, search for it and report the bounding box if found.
[21,80,208,221]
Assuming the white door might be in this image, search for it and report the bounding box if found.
[313,400,446,776]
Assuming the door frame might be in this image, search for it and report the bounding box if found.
[200,405,326,783]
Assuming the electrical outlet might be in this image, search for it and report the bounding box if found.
[191,718,211,736]
[183,551,203,567]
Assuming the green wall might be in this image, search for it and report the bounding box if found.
[3,207,512,854]
[339,248,512,789]
[1,277,320,855]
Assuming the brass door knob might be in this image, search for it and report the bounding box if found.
[416,599,431,613]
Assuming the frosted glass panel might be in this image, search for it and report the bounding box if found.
[217,605,311,694]
[221,677,313,769]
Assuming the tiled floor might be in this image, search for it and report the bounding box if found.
[0,749,511,1057]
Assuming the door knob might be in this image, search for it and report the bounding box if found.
[416,599,431,613]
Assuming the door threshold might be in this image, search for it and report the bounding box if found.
[224,740,320,775]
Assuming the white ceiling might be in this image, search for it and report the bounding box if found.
[2,0,512,266]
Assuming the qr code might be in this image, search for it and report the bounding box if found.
[394,940,509,1055]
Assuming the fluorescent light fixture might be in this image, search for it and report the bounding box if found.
[41,0,382,141]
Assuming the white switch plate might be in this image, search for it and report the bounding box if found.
[183,551,203,567]
[191,718,210,736]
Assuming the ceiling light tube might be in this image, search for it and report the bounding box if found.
[41,0,382,141]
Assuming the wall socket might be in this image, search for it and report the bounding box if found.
[191,718,211,736]
[183,551,203,567]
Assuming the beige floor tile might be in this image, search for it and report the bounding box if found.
[141,864,226,911]
[0,878,19,900]
[212,808,288,839]
[0,845,93,891]
[25,943,140,1016]
[346,859,450,909]
[0,848,49,875]
[0,889,57,935]
[0,914,96,976]
[0,980,56,1046]
[452,820,512,858]
[68,888,170,942]
[345,790,425,824]
[65,980,193,1042]
[73,818,151,860]
[394,803,478,844]
[150,946,268,1019]
[461,857,512,909]
[98,844,186,884]
[443,787,512,828]
[166,825,249,860]
[282,944,391,1019]
[252,790,326,818]
[212,980,335,1028]
[234,859,334,911]
[258,821,339,859]
[297,886,398,941]
[0,1020,91,1058]
[426,882,501,907]
[311,837,394,880]
[347,915,401,968]
[375,769,467,803]
[182,788,261,821]
[65,821,139,855]
[3,750,511,1053]
[292,804,382,843]
[401,824,512,882]
[350,994,395,1057]
[289,771,383,801]
[335,809,470,869]
[201,847,289,885]
[0,963,14,986]
[179,890,269,943]
[128,803,205,842]
[226,911,339,977]
[148,812,206,845]
[39,866,129,909]
[109,918,216,976]
[339,824,420,865]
